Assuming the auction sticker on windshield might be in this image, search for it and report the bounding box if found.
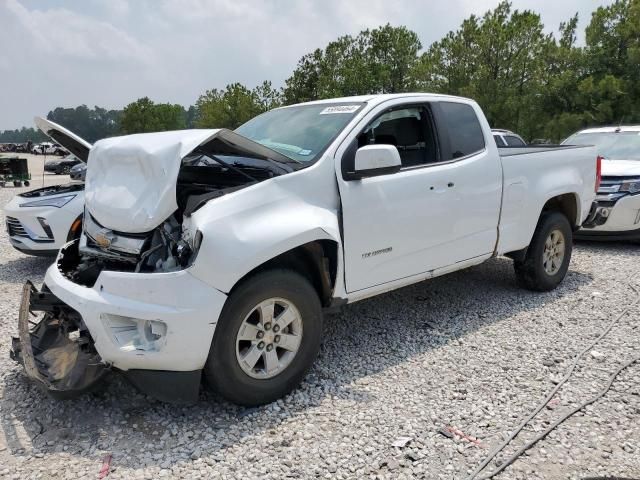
[320,105,360,115]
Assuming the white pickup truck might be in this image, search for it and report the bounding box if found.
[11,94,599,405]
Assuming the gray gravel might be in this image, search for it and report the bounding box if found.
[1,172,639,479]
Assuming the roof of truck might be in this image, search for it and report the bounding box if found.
[288,93,474,108]
[576,125,640,134]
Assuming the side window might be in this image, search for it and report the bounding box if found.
[357,107,438,167]
[493,134,507,147]
[505,135,526,147]
[439,102,485,159]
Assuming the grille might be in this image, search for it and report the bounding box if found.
[6,216,29,238]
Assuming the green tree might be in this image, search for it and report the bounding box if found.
[185,105,198,128]
[412,2,555,139]
[253,80,282,111]
[283,25,422,104]
[583,0,640,125]
[120,97,186,134]
[0,127,47,143]
[47,105,122,142]
[195,82,278,129]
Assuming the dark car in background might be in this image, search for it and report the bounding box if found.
[69,162,86,181]
[44,154,82,175]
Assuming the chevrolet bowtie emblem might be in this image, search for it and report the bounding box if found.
[94,229,113,248]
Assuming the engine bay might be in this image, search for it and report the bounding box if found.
[19,183,84,198]
[57,153,284,287]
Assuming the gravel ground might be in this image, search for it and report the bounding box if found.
[0,171,639,479]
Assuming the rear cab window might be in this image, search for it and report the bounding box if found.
[505,135,526,147]
[437,102,485,160]
[493,135,507,147]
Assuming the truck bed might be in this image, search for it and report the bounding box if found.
[496,144,597,255]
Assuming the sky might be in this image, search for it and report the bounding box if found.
[0,0,616,130]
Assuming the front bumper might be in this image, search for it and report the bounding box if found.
[44,246,227,372]
[12,243,228,401]
[578,194,640,240]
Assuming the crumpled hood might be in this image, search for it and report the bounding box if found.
[85,129,220,233]
[601,159,640,177]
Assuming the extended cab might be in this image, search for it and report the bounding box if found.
[11,94,599,405]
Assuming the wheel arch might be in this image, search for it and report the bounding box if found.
[227,239,339,308]
[541,192,580,230]
[505,192,579,261]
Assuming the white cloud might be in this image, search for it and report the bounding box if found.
[3,0,151,62]
[0,0,617,130]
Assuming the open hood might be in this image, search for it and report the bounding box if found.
[85,128,294,233]
[601,159,640,177]
[34,117,92,162]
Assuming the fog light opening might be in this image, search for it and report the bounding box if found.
[103,314,168,352]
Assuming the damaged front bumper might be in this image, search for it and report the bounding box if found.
[11,241,229,403]
[11,282,109,399]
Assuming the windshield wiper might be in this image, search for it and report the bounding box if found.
[193,151,260,183]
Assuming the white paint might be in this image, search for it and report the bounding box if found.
[34,93,597,372]
[354,144,401,172]
[86,129,221,233]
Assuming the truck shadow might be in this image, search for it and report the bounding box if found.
[0,255,596,474]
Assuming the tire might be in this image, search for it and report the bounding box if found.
[204,269,323,406]
[514,211,573,291]
[24,181,30,187]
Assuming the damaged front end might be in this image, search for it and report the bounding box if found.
[10,282,108,399]
[11,126,297,401]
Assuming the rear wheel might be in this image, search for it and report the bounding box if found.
[514,211,573,291]
[204,269,323,406]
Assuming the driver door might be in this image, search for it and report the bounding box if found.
[337,103,458,293]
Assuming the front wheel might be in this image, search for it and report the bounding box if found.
[514,211,573,291]
[204,269,323,406]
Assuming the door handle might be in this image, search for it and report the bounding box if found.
[447,182,455,188]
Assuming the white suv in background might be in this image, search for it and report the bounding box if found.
[3,120,90,256]
[492,129,526,147]
[563,126,640,241]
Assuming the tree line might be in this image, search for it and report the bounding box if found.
[1,0,637,144]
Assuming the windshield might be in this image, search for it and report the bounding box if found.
[235,103,364,163]
[563,131,640,160]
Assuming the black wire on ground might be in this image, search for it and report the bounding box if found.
[466,284,640,480]
[477,355,640,480]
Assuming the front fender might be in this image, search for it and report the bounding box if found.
[186,183,342,293]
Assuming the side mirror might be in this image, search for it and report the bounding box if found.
[349,144,401,180]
